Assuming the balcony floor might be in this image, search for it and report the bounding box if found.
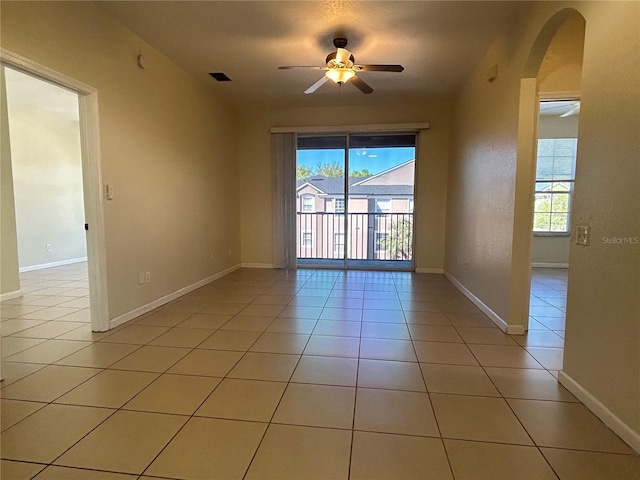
[297,258,412,271]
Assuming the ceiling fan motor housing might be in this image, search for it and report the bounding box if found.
[333,37,348,49]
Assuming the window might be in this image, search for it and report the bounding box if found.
[302,232,313,247]
[334,198,345,213]
[408,199,414,213]
[301,196,314,212]
[375,199,391,213]
[533,138,577,233]
[334,233,345,256]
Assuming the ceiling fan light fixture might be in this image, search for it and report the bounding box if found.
[278,37,403,95]
[326,68,355,84]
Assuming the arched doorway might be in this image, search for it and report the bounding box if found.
[511,9,585,336]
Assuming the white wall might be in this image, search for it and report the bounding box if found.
[5,68,87,270]
[538,114,579,139]
[1,2,242,319]
[531,236,569,266]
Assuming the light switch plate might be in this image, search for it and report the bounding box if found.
[576,225,589,246]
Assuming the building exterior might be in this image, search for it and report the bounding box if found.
[296,160,414,261]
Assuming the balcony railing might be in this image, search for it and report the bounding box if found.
[297,212,413,261]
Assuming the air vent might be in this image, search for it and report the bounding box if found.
[209,72,231,82]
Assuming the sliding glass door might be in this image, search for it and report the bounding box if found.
[296,133,416,270]
[296,136,348,268]
[348,135,416,268]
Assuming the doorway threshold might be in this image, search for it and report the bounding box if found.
[297,259,412,271]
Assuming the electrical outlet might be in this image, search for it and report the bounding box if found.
[46,244,52,252]
[145,272,151,283]
[138,273,145,285]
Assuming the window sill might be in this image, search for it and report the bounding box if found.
[533,232,570,237]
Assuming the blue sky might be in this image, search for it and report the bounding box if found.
[297,147,415,175]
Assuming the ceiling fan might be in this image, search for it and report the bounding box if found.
[560,102,580,118]
[278,38,404,95]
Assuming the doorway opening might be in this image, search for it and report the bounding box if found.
[529,99,579,337]
[0,50,109,341]
[295,133,416,270]
[511,8,585,338]
[1,65,93,336]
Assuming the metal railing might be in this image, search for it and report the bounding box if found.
[297,212,413,261]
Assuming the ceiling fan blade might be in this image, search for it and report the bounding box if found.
[354,64,404,72]
[278,66,326,70]
[335,48,352,65]
[560,104,580,117]
[304,76,329,94]
[350,75,373,94]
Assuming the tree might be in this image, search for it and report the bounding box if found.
[315,162,344,177]
[350,169,371,177]
[297,165,313,180]
[380,218,413,260]
[533,185,570,232]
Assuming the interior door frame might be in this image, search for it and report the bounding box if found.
[0,48,110,332]
[526,92,581,326]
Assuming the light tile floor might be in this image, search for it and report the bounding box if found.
[1,264,637,479]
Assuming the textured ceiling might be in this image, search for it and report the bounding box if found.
[96,1,521,109]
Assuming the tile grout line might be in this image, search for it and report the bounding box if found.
[8,266,633,477]
[239,269,328,480]
[138,277,286,479]
[346,286,364,480]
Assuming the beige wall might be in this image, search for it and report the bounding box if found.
[0,68,21,296]
[238,98,451,271]
[446,32,521,322]
[5,68,87,269]
[563,1,639,437]
[537,12,585,94]
[1,2,241,318]
[447,1,639,438]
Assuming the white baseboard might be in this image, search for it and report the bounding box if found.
[415,268,444,274]
[531,262,568,269]
[109,264,241,329]
[241,263,274,269]
[19,257,88,273]
[444,272,524,335]
[558,370,639,454]
[0,290,23,302]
